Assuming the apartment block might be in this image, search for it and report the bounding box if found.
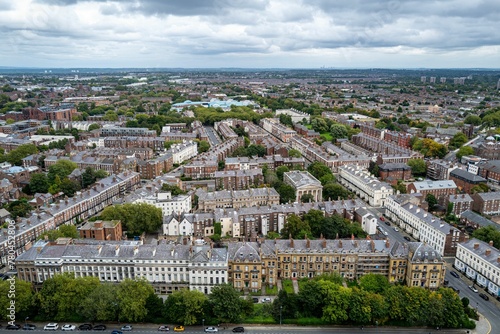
[196,187,280,211]
[338,165,394,207]
[214,169,264,190]
[472,192,500,216]
[79,220,123,241]
[449,168,487,193]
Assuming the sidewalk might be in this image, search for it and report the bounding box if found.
[470,313,492,334]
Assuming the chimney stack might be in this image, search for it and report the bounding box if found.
[474,243,479,249]
[385,239,390,248]
[486,249,491,256]
[489,241,494,247]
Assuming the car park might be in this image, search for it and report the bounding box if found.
[93,325,107,331]
[44,323,59,331]
[204,327,218,333]
[61,325,76,331]
[173,326,184,332]
[78,324,92,331]
[158,326,170,331]
[121,325,133,331]
[469,285,478,293]
[450,271,460,278]
[22,324,36,330]
[479,293,489,301]
[6,324,21,330]
[232,327,244,333]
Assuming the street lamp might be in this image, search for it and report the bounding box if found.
[24,317,28,328]
[280,306,282,326]
[202,319,205,330]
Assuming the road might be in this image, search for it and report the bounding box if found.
[205,126,221,146]
[443,135,482,162]
[0,327,471,334]
[444,261,499,332]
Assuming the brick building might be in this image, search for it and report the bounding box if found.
[79,220,123,241]
[449,168,487,193]
[471,192,500,216]
[407,180,457,204]
[214,169,264,190]
[378,163,412,183]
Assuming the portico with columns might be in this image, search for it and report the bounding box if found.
[283,170,323,203]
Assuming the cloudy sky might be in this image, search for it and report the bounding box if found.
[1,0,499,68]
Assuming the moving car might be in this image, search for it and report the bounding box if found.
[204,327,218,333]
[469,285,478,293]
[61,324,76,331]
[44,323,59,331]
[173,326,184,332]
[121,325,133,331]
[6,324,21,330]
[158,326,170,331]
[92,325,107,331]
[232,327,244,333]
[22,324,36,331]
[450,271,460,278]
[479,293,489,301]
[78,324,92,331]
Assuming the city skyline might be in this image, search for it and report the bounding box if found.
[0,0,499,68]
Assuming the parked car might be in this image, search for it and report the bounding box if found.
[22,324,36,330]
[61,325,76,331]
[232,327,244,333]
[469,285,478,293]
[443,279,449,286]
[261,297,271,303]
[450,271,460,278]
[92,325,106,331]
[158,326,170,331]
[252,297,259,303]
[6,324,21,330]
[173,326,184,332]
[449,286,460,294]
[121,325,133,331]
[78,324,92,331]
[384,221,390,226]
[204,327,218,333]
[404,236,411,241]
[379,217,385,221]
[111,331,123,334]
[394,227,399,232]
[479,293,490,301]
[44,323,59,331]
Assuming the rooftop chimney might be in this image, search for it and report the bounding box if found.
[289,234,294,248]
[385,239,390,248]
[134,246,139,255]
[486,249,491,256]
[474,243,479,249]
[489,241,494,247]
[115,245,120,256]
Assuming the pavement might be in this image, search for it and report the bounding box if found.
[470,313,491,334]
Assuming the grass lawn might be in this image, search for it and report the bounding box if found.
[320,132,333,141]
[249,289,262,296]
[266,284,278,295]
[305,124,313,129]
[244,303,275,324]
[297,279,308,292]
[282,279,294,294]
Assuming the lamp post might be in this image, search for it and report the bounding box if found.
[202,319,205,330]
[280,306,282,326]
[24,317,28,328]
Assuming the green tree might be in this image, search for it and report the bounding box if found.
[164,289,207,325]
[456,145,474,160]
[277,183,296,204]
[321,281,351,324]
[348,288,372,324]
[117,279,155,322]
[88,123,100,131]
[60,178,81,197]
[5,199,32,219]
[39,225,78,241]
[359,274,391,294]
[330,124,348,141]
[6,144,38,166]
[82,167,97,188]
[323,183,350,201]
[198,140,210,153]
[0,279,35,320]
[472,225,500,248]
[47,160,78,183]
[279,114,293,127]
[208,284,245,323]
[307,161,333,182]
[448,132,468,150]
[297,279,324,317]
[80,283,119,322]
[288,149,302,158]
[100,203,163,235]
[28,173,49,194]
[281,214,311,239]
[275,166,289,181]
[161,184,187,196]
[300,193,315,203]
[464,115,481,125]
[407,158,427,177]
[426,194,438,211]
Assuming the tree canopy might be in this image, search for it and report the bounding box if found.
[99,203,163,235]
